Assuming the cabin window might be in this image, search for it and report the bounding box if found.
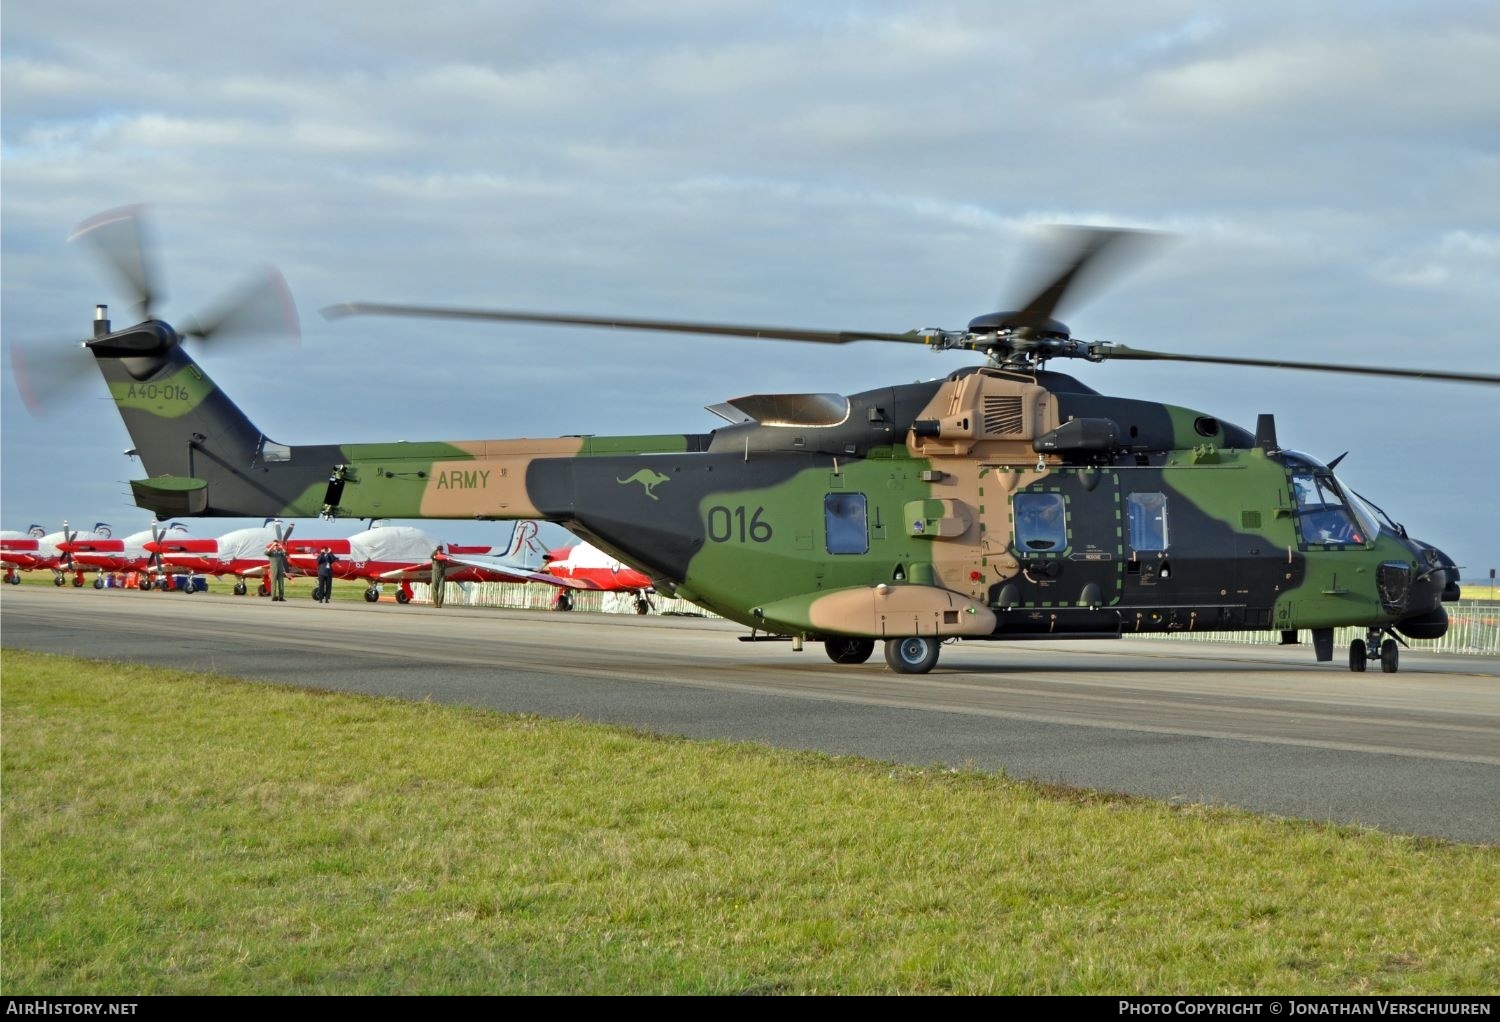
[824,493,869,554]
[1127,492,1169,551]
[1014,492,1067,552]
[1291,473,1365,546]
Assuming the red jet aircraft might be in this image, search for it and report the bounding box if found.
[146,521,301,594]
[56,521,190,588]
[288,520,563,605]
[1,522,112,587]
[542,541,657,614]
[1,525,47,584]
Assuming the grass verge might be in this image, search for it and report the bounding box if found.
[2,648,1495,994]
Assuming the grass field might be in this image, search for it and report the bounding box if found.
[2,649,1495,995]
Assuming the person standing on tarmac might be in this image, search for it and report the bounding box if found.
[430,545,448,609]
[266,539,289,602]
[316,546,337,604]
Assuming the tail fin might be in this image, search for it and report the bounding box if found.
[92,338,334,518]
[506,521,548,567]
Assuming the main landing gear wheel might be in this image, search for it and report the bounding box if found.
[885,636,940,674]
[1380,638,1400,674]
[233,581,248,596]
[139,577,153,591]
[825,638,876,665]
[635,597,650,615]
[364,586,380,603]
[395,589,411,605]
[1349,640,1367,673]
[72,576,84,587]
[554,591,574,612]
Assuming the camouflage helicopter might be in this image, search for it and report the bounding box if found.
[39,208,1500,674]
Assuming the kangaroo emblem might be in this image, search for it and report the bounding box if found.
[617,469,671,501]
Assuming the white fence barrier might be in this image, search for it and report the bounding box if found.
[412,584,1499,655]
[410,582,712,617]
[1118,602,1500,656]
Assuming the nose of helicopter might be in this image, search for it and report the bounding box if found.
[1386,537,1460,640]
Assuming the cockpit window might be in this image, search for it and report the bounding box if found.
[1291,473,1368,546]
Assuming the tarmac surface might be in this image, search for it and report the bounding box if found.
[4,585,1498,843]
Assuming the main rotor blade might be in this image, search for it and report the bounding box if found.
[70,205,160,320]
[1007,226,1167,332]
[181,267,301,345]
[1106,345,1500,386]
[322,302,922,346]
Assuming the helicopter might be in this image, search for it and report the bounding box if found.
[36,208,1500,674]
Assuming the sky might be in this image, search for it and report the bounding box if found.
[3,1,1498,577]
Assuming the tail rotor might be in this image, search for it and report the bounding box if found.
[8,205,300,417]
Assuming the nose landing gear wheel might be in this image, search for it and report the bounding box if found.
[233,581,248,596]
[884,636,940,674]
[364,587,380,603]
[826,638,876,664]
[1380,638,1400,673]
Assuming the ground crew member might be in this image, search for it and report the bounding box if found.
[266,540,289,601]
[431,545,447,609]
[316,546,337,603]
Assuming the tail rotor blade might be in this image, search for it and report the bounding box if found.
[9,340,96,418]
[181,267,301,347]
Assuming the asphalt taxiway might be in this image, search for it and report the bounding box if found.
[3,585,1497,842]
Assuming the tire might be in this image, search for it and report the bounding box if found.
[72,576,85,587]
[635,598,649,615]
[364,587,380,603]
[395,589,410,605]
[234,581,248,596]
[140,578,153,591]
[93,578,105,590]
[825,638,876,665]
[54,576,66,587]
[1380,638,1399,674]
[884,636,940,674]
[1348,639,1367,673]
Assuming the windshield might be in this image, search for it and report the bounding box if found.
[1290,472,1372,546]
